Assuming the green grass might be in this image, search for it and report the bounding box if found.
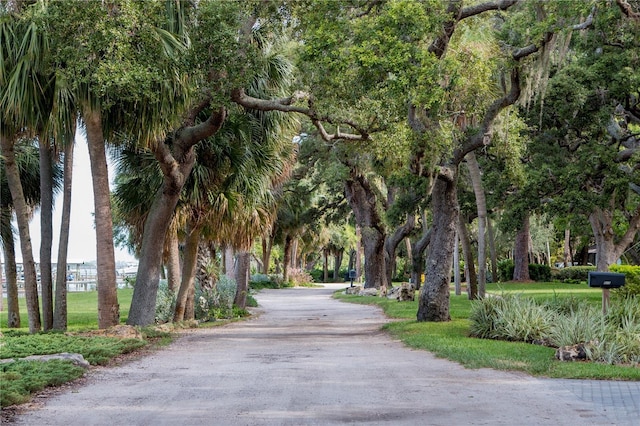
[1,289,134,331]
[0,289,167,408]
[335,282,640,381]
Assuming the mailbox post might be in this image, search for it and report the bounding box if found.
[349,269,357,287]
[588,272,625,314]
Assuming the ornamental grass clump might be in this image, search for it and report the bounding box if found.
[492,296,554,342]
[470,292,640,366]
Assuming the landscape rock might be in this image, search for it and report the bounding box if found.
[344,285,362,295]
[555,343,590,361]
[23,353,91,368]
[397,282,416,301]
[359,288,379,297]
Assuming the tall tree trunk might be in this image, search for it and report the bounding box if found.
[127,107,225,327]
[384,215,415,288]
[39,139,54,330]
[487,216,498,284]
[1,221,20,328]
[283,234,292,282]
[53,137,74,330]
[465,152,487,297]
[454,230,461,296]
[224,245,236,278]
[589,205,640,271]
[165,227,181,293]
[355,226,362,281]
[457,216,478,299]
[563,227,573,267]
[261,236,272,274]
[411,224,431,290]
[174,224,200,322]
[333,249,343,280]
[234,250,250,309]
[84,110,119,328]
[417,173,458,322]
[513,213,531,281]
[0,135,41,333]
[323,249,329,282]
[344,172,386,289]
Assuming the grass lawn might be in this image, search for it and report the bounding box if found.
[336,281,640,381]
[1,288,134,331]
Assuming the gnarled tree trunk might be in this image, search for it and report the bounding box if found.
[344,171,386,289]
[417,172,458,322]
[590,205,640,271]
[384,215,415,287]
[174,224,200,322]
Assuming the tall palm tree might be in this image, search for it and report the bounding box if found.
[0,140,41,328]
[42,0,191,328]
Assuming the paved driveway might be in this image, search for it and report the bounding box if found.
[10,285,638,425]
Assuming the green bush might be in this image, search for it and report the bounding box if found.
[1,360,85,407]
[528,264,551,282]
[195,275,238,321]
[497,260,552,282]
[610,264,640,297]
[470,292,640,366]
[155,280,176,324]
[287,268,314,287]
[497,259,514,282]
[250,273,287,289]
[551,266,596,283]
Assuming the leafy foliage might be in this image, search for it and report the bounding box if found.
[0,333,146,365]
[470,293,640,366]
[610,265,640,297]
[1,359,85,407]
[195,275,240,321]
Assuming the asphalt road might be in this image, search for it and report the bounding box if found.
[9,285,633,425]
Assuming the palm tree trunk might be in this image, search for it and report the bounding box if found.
[39,139,54,330]
[465,152,487,297]
[53,138,74,330]
[261,236,272,274]
[174,224,200,322]
[234,250,250,309]
[0,135,41,333]
[1,220,21,328]
[83,109,119,328]
[165,227,181,293]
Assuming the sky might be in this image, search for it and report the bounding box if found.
[10,131,138,265]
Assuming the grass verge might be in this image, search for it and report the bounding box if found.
[335,282,640,380]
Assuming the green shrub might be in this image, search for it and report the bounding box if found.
[610,264,640,297]
[250,273,283,289]
[287,268,314,287]
[469,295,509,339]
[1,360,85,407]
[195,275,238,321]
[547,305,605,347]
[528,264,551,282]
[493,296,554,342]
[552,266,596,283]
[470,292,640,366]
[497,259,514,282]
[497,260,552,282]
[155,280,176,324]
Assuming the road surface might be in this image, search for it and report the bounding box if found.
[8,285,636,425]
